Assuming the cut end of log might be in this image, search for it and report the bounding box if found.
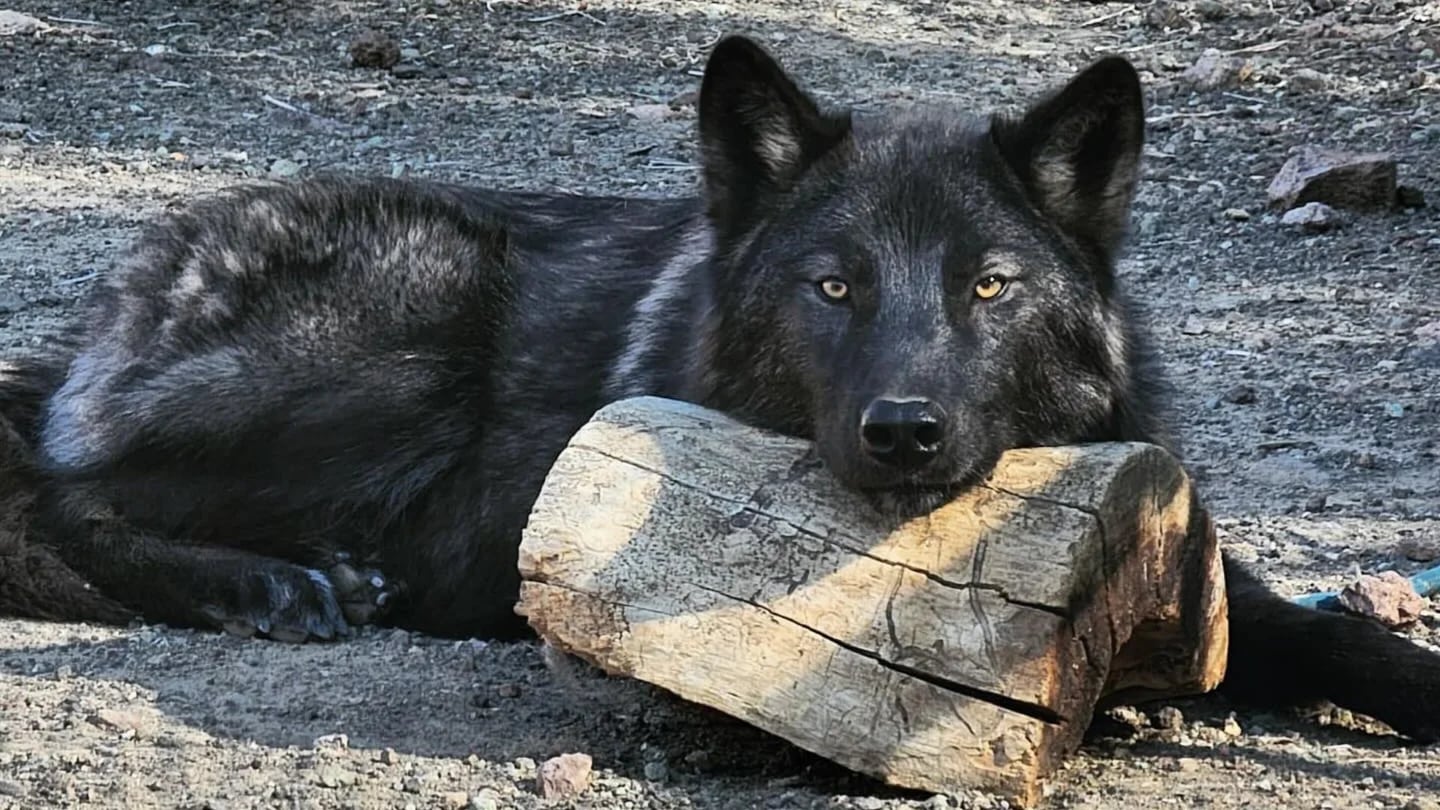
[517,396,1228,807]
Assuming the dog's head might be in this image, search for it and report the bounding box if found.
[690,37,1165,513]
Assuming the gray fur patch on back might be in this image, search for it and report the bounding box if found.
[604,225,714,399]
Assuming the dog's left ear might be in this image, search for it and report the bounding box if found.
[698,36,852,234]
[991,57,1145,263]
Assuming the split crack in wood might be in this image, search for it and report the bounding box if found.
[690,582,1068,726]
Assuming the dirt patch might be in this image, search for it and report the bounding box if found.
[2,1,1439,808]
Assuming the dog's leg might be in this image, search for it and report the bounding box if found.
[35,482,397,642]
[1219,554,1440,742]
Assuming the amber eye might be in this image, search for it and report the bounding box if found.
[817,277,850,302]
[974,274,1007,301]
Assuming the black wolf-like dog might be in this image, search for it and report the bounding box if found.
[2,36,1438,740]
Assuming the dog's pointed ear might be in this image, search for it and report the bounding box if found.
[698,36,852,231]
[991,57,1145,262]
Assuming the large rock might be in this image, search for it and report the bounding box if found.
[1267,146,1398,211]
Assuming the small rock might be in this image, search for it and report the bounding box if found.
[448,76,473,89]
[441,791,469,808]
[627,103,672,123]
[1222,385,1256,405]
[1109,705,1146,728]
[1280,201,1340,232]
[1289,68,1330,92]
[0,121,26,139]
[1182,48,1251,91]
[1267,145,1397,212]
[142,44,168,57]
[350,30,401,69]
[470,790,499,810]
[1304,493,1329,512]
[495,683,521,698]
[312,733,349,750]
[1397,185,1426,208]
[1194,0,1229,20]
[391,63,425,80]
[0,780,23,797]
[87,708,153,737]
[1222,715,1243,737]
[1400,536,1440,562]
[1384,402,1406,418]
[0,10,45,36]
[1153,705,1185,731]
[399,47,422,61]
[538,753,592,799]
[269,157,302,178]
[855,798,887,810]
[643,760,669,782]
[1180,317,1206,336]
[314,765,357,789]
[1176,757,1200,772]
[1337,571,1426,628]
[0,291,26,314]
[379,748,399,765]
[547,133,574,157]
[1222,207,1251,221]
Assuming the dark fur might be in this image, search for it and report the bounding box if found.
[2,37,1439,739]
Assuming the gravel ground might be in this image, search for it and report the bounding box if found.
[2,1,1440,808]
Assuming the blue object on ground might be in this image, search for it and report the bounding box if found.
[1293,561,1440,611]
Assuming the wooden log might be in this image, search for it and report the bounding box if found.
[515,396,1228,807]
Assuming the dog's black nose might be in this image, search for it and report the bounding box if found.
[859,398,947,469]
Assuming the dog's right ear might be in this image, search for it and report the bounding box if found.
[698,36,851,233]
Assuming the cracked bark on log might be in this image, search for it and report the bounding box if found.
[516,396,1229,807]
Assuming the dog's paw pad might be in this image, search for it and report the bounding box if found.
[325,558,400,627]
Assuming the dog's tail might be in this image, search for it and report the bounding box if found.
[1220,554,1440,742]
[0,356,134,625]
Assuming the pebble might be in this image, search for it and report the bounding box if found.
[1182,48,1250,91]
[537,753,593,799]
[314,765,357,789]
[269,157,302,178]
[1153,706,1185,731]
[1289,68,1330,92]
[627,103,671,123]
[1281,201,1341,232]
[1222,207,1251,221]
[1384,402,1406,418]
[350,30,400,69]
[1222,385,1256,405]
[0,292,26,314]
[1400,536,1440,562]
[1337,571,1426,628]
